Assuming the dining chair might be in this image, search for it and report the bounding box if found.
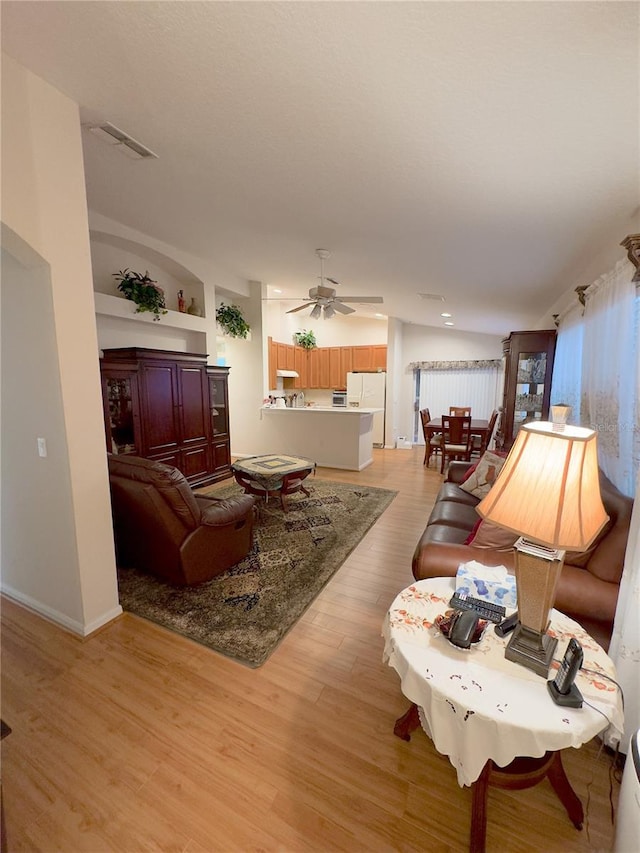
[449,406,472,416]
[420,408,442,467]
[471,408,499,458]
[439,414,473,474]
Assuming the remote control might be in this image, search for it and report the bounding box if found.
[449,592,506,624]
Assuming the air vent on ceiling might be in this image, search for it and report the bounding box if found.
[418,292,446,302]
[85,122,158,160]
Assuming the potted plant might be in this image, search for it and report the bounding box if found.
[216,302,251,338]
[112,268,168,321]
[293,329,317,350]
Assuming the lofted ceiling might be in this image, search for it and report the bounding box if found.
[2,1,638,335]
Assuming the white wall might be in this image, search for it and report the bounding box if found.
[214,283,265,457]
[91,240,198,311]
[1,54,121,633]
[96,315,206,355]
[265,299,387,347]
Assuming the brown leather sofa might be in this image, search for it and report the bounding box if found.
[412,461,633,649]
[108,455,256,585]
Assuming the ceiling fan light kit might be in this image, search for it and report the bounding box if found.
[284,249,383,319]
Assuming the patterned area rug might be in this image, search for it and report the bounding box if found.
[117,479,397,667]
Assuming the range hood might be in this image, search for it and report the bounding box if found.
[277,369,299,378]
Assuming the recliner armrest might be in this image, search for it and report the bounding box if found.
[196,494,256,527]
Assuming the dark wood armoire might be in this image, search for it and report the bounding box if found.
[100,347,231,486]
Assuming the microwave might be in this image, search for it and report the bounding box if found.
[332,390,347,407]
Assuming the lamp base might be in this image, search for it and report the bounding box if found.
[505,623,558,678]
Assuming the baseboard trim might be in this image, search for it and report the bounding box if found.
[1,585,122,637]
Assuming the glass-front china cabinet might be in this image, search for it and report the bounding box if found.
[496,330,557,451]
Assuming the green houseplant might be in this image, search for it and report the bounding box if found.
[293,329,317,350]
[216,302,251,338]
[112,269,168,321]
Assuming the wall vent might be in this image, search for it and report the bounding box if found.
[85,122,158,160]
[418,292,446,302]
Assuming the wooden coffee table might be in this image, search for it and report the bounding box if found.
[231,454,316,512]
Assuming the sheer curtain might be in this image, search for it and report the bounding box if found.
[549,304,583,419]
[607,464,640,753]
[581,259,638,496]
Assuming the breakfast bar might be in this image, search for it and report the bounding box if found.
[259,406,384,470]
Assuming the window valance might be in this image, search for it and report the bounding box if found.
[409,359,502,371]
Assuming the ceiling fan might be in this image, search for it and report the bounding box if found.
[283,249,383,318]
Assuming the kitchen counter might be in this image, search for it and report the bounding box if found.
[259,406,383,470]
[263,406,383,414]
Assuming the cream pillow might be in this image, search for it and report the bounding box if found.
[460,451,506,499]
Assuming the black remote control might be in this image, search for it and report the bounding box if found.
[494,612,519,637]
[449,593,506,624]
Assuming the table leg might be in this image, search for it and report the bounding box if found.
[470,761,491,853]
[546,751,584,829]
[393,703,421,741]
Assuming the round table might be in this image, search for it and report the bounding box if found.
[382,577,624,851]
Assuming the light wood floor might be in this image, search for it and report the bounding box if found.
[1,448,620,852]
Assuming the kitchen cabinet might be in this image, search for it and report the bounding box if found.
[308,347,321,388]
[268,337,278,389]
[100,347,232,486]
[329,348,342,388]
[351,345,387,372]
[276,342,293,371]
[372,345,387,371]
[496,330,557,451]
[319,348,331,388]
[267,339,387,391]
[352,346,373,371]
[294,345,309,389]
[339,347,353,388]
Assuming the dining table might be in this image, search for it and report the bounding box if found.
[423,416,490,467]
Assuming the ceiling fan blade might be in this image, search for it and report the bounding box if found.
[332,301,356,315]
[336,296,384,304]
[286,303,316,314]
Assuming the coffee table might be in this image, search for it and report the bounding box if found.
[231,454,316,513]
[382,577,624,852]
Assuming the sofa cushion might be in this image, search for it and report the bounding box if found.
[565,516,613,568]
[427,500,480,531]
[468,519,519,551]
[438,482,481,507]
[463,517,482,545]
[459,451,507,499]
[420,523,473,545]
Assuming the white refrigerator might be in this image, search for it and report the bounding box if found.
[346,372,386,447]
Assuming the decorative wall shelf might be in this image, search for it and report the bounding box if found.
[94,292,208,332]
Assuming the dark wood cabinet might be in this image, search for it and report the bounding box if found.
[496,330,557,451]
[206,366,232,479]
[100,348,231,486]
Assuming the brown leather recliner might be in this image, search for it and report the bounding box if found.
[412,461,633,650]
[107,455,256,585]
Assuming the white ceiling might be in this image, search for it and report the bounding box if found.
[2,1,638,335]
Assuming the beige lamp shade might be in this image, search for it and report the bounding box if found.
[477,422,609,551]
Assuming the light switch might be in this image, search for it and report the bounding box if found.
[37,437,47,457]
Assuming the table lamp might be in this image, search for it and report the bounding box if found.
[476,421,608,676]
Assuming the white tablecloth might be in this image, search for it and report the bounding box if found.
[382,577,624,787]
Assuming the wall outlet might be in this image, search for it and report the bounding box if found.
[37,437,47,457]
